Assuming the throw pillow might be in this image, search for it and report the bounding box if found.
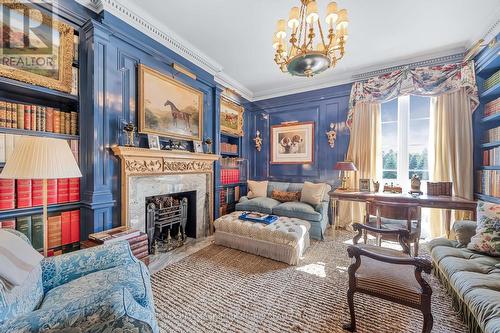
[467,201,500,256]
[247,180,268,199]
[271,189,301,202]
[453,220,477,247]
[0,230,43,286]
[300,181,326,206]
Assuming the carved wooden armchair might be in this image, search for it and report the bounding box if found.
[343,223,433,333]
[363,200,422,256]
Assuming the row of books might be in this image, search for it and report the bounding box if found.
[483,146,500,166]
[485,127,500,143]
[0,210,80,252]
[88,226,149,260]
[476,170,500,197]
[0,134,79,163]
[221,169,241,184]
[0,100,78,135]
[484,97,500,118]
[484,69,500,91]
[219,186,241,216]
[220,157,241,168]
[220,142,238,154]
[0,178,80,210]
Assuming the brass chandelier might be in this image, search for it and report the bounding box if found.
[273,0,349,77]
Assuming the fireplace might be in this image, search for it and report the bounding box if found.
[145,191,197,253]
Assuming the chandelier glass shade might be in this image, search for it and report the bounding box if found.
[273,0,348,77]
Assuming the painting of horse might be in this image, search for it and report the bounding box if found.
[220,98,244,137]
[139,64,203,140]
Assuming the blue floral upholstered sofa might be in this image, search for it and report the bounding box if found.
[0,229,159,333]
[236,181,331,240]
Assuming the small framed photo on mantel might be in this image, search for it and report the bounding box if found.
[147,134,160,150]
[192,140,204,153]
[359,179,371,192]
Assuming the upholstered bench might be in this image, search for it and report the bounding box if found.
[213,211,310,265]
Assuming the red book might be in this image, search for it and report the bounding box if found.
[0,220,15,229]
[47,179,57,205]
[70,210,80,243]
[46,107,53,132]
[57,178,69,203]
[61,211,71,245]
[0,179,15,210]
[68,178,80,202]
[17,179,32,208]
[32,179,43,207]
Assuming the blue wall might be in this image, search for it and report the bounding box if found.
[245,83,352,187]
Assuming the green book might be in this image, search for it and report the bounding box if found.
[31,214,44,251]
[16,216,32,243]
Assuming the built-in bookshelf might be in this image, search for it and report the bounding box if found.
[473,33,500,204]
[0,28,82,256]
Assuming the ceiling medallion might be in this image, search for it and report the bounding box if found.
[273,0,349,77]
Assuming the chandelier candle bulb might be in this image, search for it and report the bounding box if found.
[337,9,348,31]
[276,19,287,39]
[325,2,338,26]
[306,1,319,24]
[288,6,300,29]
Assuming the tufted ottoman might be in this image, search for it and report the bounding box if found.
[213,211,311,265]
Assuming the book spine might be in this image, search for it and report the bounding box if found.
[0,179,15,210]
[47,215,62,249]
[57,178,69,203]
[36,106,42,131]
[47,179,58,205]
[70,111,78,135]
[0,219,16,229]
[69,178,80,202]
[11,103,17,128]
[16,216,32,243]
[130,239,149,251]
[127,233,148,246]
[31,105,37,131]
[16,179,32,208]
[17,104,24,129]
[46,107,53,132]
[0,101,6,127]
[61,211,71,245]
[24,105,31,130]
[32,179,43,207]
[5,102,12,128]
[65,112,70,135]
[31,214,44,251]
[70,209,80,243]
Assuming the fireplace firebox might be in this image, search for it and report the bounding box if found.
[146,191,197,253]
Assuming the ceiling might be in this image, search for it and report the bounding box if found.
[109,0,500,100]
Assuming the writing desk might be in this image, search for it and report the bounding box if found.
[329,190,477,239]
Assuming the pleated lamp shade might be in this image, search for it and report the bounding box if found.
[0,136,82,179]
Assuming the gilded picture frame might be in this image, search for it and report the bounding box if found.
[270,121,314,164]
[138,64,204,141]
[220,98,244,137]
[0,2,74,93]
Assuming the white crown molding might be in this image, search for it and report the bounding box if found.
[75,0,254,100]
[466,7,500,48]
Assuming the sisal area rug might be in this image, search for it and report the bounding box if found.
[151,229,467,333]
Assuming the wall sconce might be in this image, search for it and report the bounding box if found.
[253,130,263,152]
[326,123,337,148]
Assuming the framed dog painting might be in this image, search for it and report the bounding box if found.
[138,64,203,141]
[270,122,314,164]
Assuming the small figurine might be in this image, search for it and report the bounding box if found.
[372,180,380,192]
[123,122,137,147]
[409,174,423,196]
[326,123,337,148]
[204,137,213,154]
[253,130,263,152]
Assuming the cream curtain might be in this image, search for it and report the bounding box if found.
[338,102,381,227]
[429,88,474,238]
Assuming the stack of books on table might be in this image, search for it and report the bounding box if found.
[88,226,149,260]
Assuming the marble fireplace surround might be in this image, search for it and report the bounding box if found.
[111,146,220,238]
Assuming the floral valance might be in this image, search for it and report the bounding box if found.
[347,61,479,128]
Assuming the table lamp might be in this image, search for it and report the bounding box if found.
[0,136,82,256]
[334,161,357,190]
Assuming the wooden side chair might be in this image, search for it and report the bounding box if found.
[343,223,433,333]
[363,200,422,256]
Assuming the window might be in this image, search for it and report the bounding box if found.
[381,95,431,189]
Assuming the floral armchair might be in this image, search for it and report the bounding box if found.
[0,229,159,333]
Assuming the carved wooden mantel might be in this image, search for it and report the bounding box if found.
[111,146,220,230]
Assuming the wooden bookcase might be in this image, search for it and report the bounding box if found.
[0,27,82,256]
[473,33,500,204]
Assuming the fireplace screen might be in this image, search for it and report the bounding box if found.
[146,191,195,253]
